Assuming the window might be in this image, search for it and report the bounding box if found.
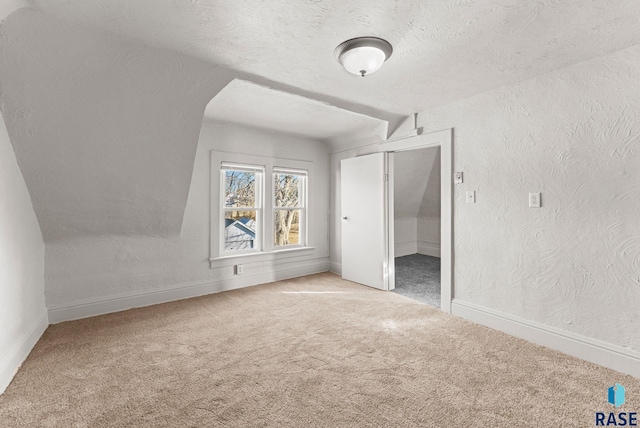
[273,167,307,247]
[211,151,312,261]
[221,163,264,254]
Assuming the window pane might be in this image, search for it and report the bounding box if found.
[225,170,255,208]
[224,211,257,251]
[274,173,300,207]
[274,209,300,246]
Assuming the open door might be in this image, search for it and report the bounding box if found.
[340,153,392,290]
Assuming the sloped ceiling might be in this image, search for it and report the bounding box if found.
[419,148,441,219]
[0,0,26,22]
[0,9,235,241]
[394,148,438,219]
[29,0,640,117]
[3,1,640,242]
[204,79,385,140]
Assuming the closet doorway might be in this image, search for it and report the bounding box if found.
[392,147,442,307]
[380,127,453,313]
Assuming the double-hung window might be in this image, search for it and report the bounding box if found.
[211,151,311,261]
[221,163,264,254]
[273,167,307,247]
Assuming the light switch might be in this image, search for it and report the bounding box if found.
[529,193,541,208]
[466,191,476,203]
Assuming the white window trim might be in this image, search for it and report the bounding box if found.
[219,162,264,256]
[273,167,307,249]
[210,150,313,263]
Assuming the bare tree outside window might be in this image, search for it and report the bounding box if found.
[223,169,260,251]
[274,173,301,246]
[216,158,308,256]
[225,170,256,221]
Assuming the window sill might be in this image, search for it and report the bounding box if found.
[209,246,316,268]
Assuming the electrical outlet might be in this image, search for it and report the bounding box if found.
[235,264,244,275]
[454,171,463,184]
[529,193,541,208]
[466,191,476,204]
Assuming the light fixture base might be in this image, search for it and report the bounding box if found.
[334,37,393,77]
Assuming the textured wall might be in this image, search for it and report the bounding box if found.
[45,121,330,308]
[0,113,46,390]
[417,45,640,352]
[0,9,235,241]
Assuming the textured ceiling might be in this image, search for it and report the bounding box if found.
[0,0,27,22]
[0,9,235,241]
[3,1,640,241]
[204,79,385,140]
[30,0,640,118]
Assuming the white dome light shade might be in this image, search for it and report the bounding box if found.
[335,37,393,77]
[340,46,386,76]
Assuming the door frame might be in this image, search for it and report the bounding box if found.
[380,128,453,313]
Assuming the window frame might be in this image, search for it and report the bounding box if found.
[220,162,264,256]
[273,167,307,248]
[210,151,312,262]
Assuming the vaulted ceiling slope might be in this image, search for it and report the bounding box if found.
[0,0,27,22]
[3,1,640,242]
[28,0,640,116]
[0,9,235,241]
[204,79,387,140]
[394,148,438,219]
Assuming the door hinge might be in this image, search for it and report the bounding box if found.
[384,173,389,182]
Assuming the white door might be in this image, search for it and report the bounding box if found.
[341,153,391,290]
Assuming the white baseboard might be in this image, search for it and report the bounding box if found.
[0,310,49,395]
[49,258,329,324]
[395,240,417,258]
[417,241,440,258]
[329,261,342,275]
[452,299,640,378]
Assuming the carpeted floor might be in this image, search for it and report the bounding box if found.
[1,272,638,427]
[393,254,440,307]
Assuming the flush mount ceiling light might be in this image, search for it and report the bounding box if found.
[334,37,393,77]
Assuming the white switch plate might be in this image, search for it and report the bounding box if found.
[454,171,463,184]
[529,193,541,208]
[466,191,476,203]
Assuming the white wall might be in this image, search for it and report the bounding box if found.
[417,148,441,257]
[0,115,47,394]
[416,217,440,257]
[392,147,438,258]
[394,217,417,257]
[417,44,640,353]
[46,121,330,322]
[329,45,640,375]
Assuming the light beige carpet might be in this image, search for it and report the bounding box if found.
[1,272,638,427]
